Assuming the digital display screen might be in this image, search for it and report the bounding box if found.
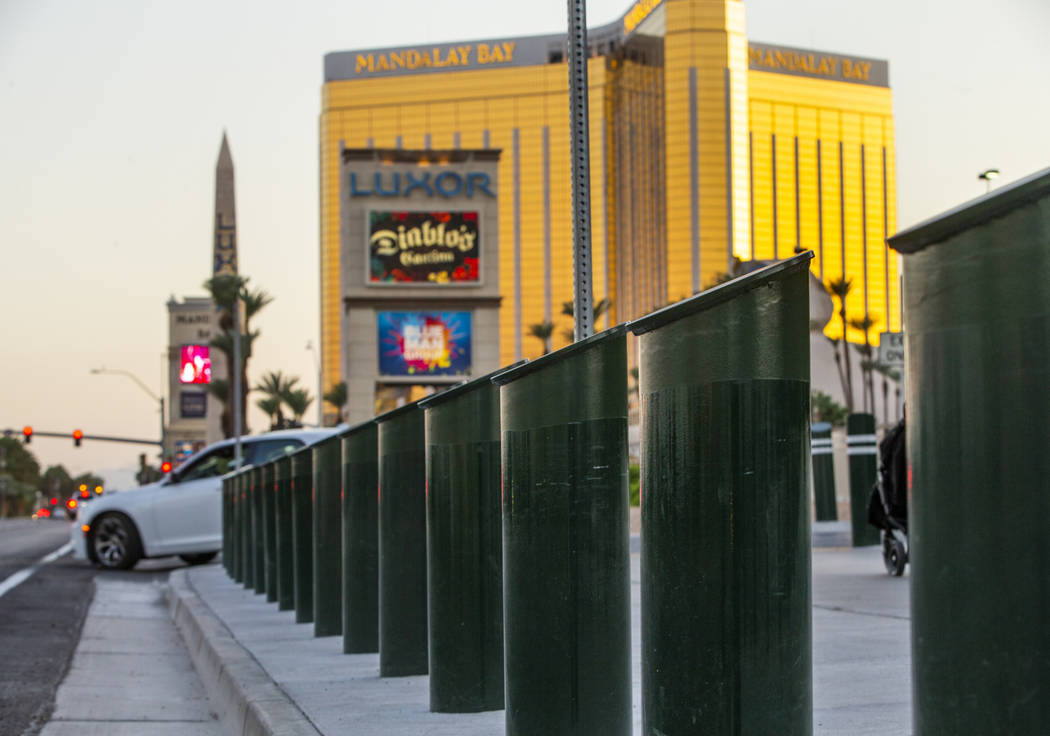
[377,311,471,376]
[179,345,211,384]
[369,211,480,284]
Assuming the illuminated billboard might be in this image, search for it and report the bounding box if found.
[369,211,480,284]
[378,311,471,376]
[179,345,211,384]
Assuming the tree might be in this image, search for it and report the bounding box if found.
[871,360,902,426]
[72,472,105,493]
[323,381,348,426]
[284,388,314,427]
[254,371,299,429]
[560,298,612,342]
[0,438,41,517]
[203,275,273,438]
[0,438,41,487]
[528,321,554,355]
[825,277,855,412]
[42,465,74,498]
[256,395,283,430]
[849,314,879,414]
[811,390,850,427]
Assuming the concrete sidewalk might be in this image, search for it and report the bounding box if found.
[43,577,221,736]
[168,528,912,736]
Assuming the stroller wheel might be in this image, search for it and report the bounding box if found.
[883,537,907,576]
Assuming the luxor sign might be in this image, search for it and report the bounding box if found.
[350,171,495,198]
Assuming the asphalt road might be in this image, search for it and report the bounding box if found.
[0,517,212,736]
[0,518,92,736]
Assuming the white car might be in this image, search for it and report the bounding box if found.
[72,428,340,569]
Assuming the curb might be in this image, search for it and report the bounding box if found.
[166,568,321,736]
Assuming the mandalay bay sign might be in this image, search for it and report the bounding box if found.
[369,211,480,285]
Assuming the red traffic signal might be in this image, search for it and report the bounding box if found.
[23,426,32,444]
[73,429,83,447]
[49,497,58,506]
[161,461,173,474]
[66,498,77,510]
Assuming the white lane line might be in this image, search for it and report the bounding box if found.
[0,542,73,600]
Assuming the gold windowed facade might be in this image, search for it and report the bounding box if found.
[319,0,898,416]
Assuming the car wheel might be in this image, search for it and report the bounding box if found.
[90,513,143,570]
[179,552,218,566]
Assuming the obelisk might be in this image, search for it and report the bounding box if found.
[214,133,238,276]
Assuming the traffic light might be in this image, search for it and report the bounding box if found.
[49,497,58,507]
[94,485,103,495]
[23,426,32,444]
[78,484,89,499]
[161,461,173,474]
[73,429,83,447]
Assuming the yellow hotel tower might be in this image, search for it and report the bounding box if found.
[319,0,898,417]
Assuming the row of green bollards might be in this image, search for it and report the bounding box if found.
[220,252,818,733]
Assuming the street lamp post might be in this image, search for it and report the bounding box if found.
[89,368,166,459]
[978,168,1000,193]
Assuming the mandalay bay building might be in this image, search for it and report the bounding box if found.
[319,0,898,423]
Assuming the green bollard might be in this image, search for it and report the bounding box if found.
[495,327,632,736]
[274,455,295,611]
[231,470,243,583]
[376,402,427,677]
[420,365,520,713]
[222,474,231,575]
[226,472,237,577]
[889,169,1050,735]
[341,421,379,654]
[262,461,278,604]
[251,464,266,594]
[241,467,253,588]
[312,435,343,637]
[812,422,838,520]
[630,253,813,736]
[847,413,880,546]
[291,447,314,624]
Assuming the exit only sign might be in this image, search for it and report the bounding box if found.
[878,331,904,367]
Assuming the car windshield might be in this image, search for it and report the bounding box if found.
[249,439,304,465]
[177,446,236,482]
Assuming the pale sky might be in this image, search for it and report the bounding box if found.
[1,0,1047,488]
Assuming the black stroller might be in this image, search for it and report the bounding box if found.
[867,417,909,575]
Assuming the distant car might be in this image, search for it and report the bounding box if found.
[72,428,340,570]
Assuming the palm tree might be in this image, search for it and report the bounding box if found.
[528,321,555,355]
[826,277,854,412]
[254,371,299,429]
[203,275,274,437]
[560,298,612,342]
[871,361,902,425]
[241,287,274,322]
[849,314,879,414]
[284,388,314,427]
[323,381,348,426]
[256,395,282,430]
